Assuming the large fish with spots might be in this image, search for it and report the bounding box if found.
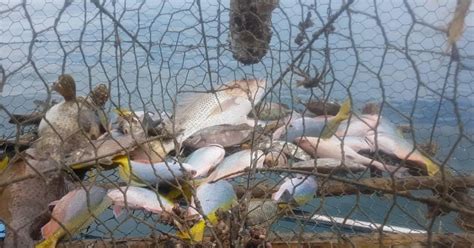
[144,79,266,161]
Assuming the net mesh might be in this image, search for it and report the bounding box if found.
[0,0,473,247]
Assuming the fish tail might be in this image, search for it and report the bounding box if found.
[113,107,133,117]
[35,238,57,248]
[177,219,206,242]
[69,163,90,170]
[0,155,9,172]
[163,183,193,201]
[422,157,441,176]
[113,155,133,183]
[320,98,351,139]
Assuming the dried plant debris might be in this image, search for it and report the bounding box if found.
[229,0,279,64]
[447,0,472,49]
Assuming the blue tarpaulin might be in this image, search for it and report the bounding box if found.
[0,222,5,239]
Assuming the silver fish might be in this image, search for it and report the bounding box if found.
[107,186,174,218]
[185,144,226,178]
[206,149,265,182]
[272,175,317,206]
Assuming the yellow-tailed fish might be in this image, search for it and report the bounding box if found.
[274,99,351,142]
[0,155,8,172]
[36,186,111,248]
[272,175,317,207]
[371,118,440,176]
[107,186,174,218]
[146,79,266,161]
[319,98,351,139]
[295,136,408,177]
[177,180,237,242]
[112,155,196,187]
[336,114,440,176]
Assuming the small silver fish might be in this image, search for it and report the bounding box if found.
[113,155,196,186]
[272,175,317,206]
[206,149,265,182]
[185,144,226,178]
[179,180,237,242]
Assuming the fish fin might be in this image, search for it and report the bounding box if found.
[163,183,193,201]
[70,163,90,170]
[113,108,133,117]
[35,237,57,248]
[48,200,59,208]
[112,155,133,183]
[422,157,441,177]
[320,98,351,139]
[176,219,206,242]
[0,155,9,172]
[113,206,123,219]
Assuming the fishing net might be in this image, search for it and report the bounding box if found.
[1,0,473,247]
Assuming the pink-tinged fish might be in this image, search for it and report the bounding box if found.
[272,175,317,207]
[337,115,440,176]
[205,149,265,183]
[107,186,174,218]
[37,186,111,248]
[185,144,226,178]
[295,136,406,177]
[183,124,253,149]
[366,123,440,176]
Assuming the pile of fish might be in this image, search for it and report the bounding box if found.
[0,75,442,247]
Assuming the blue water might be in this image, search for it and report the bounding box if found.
[0,0,473,240]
